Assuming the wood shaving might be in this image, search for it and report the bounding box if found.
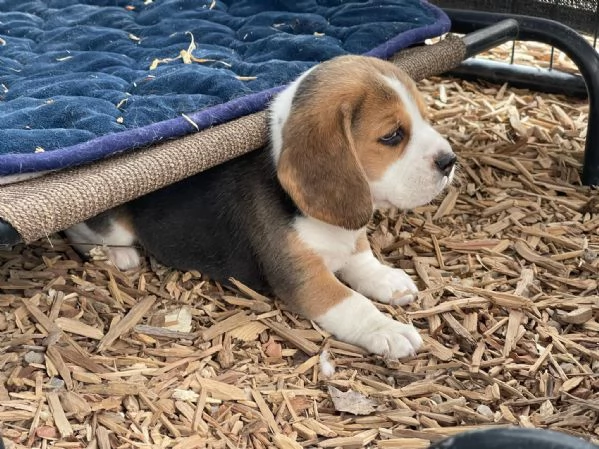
[328,386,378,416]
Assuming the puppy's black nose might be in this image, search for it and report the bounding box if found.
[434,152,457,177]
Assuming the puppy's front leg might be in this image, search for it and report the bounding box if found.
[339,233,418,306]
[315,289,422,359]
[280,234,422,359]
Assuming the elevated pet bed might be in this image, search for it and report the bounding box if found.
[0,0,460,244]
[0,0,596,246]
[0,37,471,244]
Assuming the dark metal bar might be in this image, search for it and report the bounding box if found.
[461,18,519,57]
[447,8,599,186]
[0,218,21,249]
[447,59,588,98]
[594,0,599,48]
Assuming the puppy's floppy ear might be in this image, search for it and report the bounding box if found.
[277,100,373,230]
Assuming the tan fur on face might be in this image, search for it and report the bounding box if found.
[276,55,427,229]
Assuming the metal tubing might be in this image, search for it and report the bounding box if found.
[0,219,21,249]
[461,18,519,57]
[448,59,588,98]
[446,8,599,186]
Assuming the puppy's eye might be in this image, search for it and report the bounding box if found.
[379,127,405,146]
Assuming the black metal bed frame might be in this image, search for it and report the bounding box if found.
[0,8,598,247]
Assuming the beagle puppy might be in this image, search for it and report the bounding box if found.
[65,55,456,359]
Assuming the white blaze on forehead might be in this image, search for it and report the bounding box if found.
[381,74,424,126]
[269,66,317,165]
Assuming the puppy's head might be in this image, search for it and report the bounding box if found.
[270,55,455,230]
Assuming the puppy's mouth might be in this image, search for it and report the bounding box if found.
[370,163,457,211]
[439,165,456,189]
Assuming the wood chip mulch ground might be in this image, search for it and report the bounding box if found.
[0,42,598,449]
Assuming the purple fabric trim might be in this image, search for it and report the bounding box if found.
[0,1,450,176]
[365,0,451,59]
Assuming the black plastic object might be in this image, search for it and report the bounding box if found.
[430,427,599,449]
[446,8,599,186]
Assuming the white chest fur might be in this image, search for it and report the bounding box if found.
[293,217,363,273]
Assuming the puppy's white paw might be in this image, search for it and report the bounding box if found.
[356,266,418,306]
[107,247,141,271]
[362,320,423,359]
[315,292,423,360]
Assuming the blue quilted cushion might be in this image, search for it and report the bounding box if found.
[0,0,449,176]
